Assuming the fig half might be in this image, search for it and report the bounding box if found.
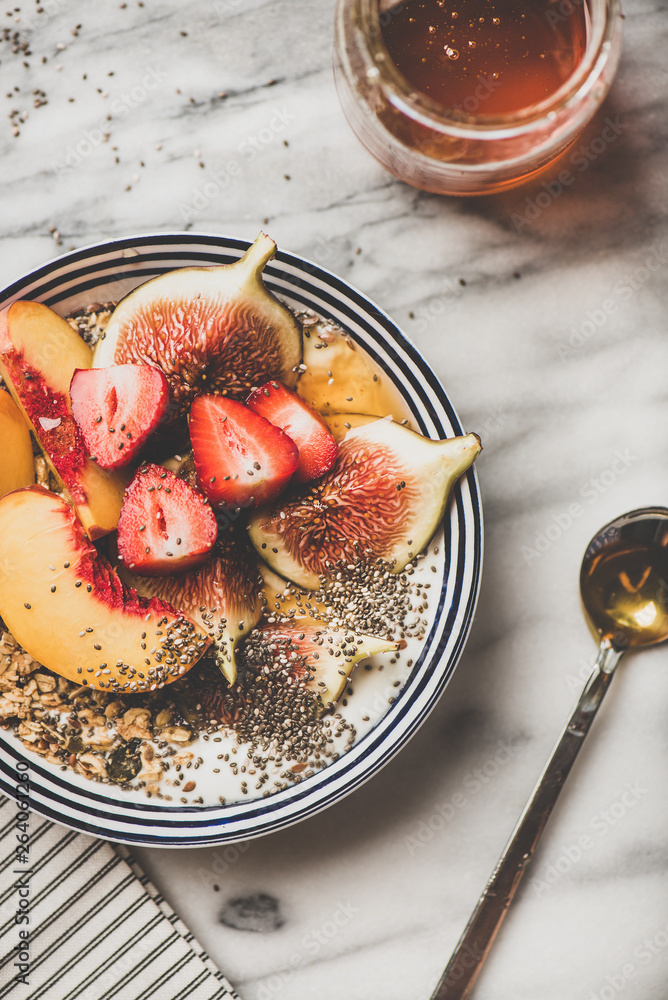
[93,233,302,421]
[248,419,481,589]
[124,526,262,685]
[243,623,400,712]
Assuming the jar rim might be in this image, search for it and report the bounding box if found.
[354,0,622,136]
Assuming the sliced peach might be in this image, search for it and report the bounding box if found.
[297,325,408,419]
[0,301,127,539]
[0,390,34,498]
[0,486,210,692]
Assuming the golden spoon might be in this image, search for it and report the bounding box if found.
[432,507,668,999]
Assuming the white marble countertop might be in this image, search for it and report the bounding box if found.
[2,1,668,997]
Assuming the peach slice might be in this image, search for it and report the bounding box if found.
[0,486,210,692]
[297,325,407,418]
[0,301,127,539]
[0,390,34,499]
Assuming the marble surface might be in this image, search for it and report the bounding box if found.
[2,1,668,997]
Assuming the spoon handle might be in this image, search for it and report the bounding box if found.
[431,641,623,1000]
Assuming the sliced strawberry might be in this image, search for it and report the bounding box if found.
[190,394,299,508]
[117,463,217,575]
[70,364,169,469]
[246,380,338,483]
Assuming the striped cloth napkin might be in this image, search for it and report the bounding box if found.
[0,797,237,1000]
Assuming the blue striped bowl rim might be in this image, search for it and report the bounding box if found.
[0,233,483,847]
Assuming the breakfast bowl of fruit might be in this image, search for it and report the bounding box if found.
[0,233,482,846]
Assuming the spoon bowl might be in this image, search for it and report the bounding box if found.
[433,507,668,1000]
[580,507,668,649]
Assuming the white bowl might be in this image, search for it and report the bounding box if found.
[0,234,483,846]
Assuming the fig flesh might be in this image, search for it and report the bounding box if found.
[248,419,481,589]
[93,233,302,422]
[323,412,381,443]
[258,563,331,623]
[123,526,262,685]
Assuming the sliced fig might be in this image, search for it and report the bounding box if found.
[174,656,245,730]
[242,623,399,712]
[123,526,263,685]
[258,563,331,623]
[248,420,481,589]
[322,412,383,443]
[0,486,210,692]
[93,233,302,422]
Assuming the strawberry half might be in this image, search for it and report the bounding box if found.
[190,394,299,508]
[246,380,338,483]
[70,363,169,469]
[117,464,218,575]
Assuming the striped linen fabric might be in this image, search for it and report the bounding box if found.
[0,798,237,1000]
